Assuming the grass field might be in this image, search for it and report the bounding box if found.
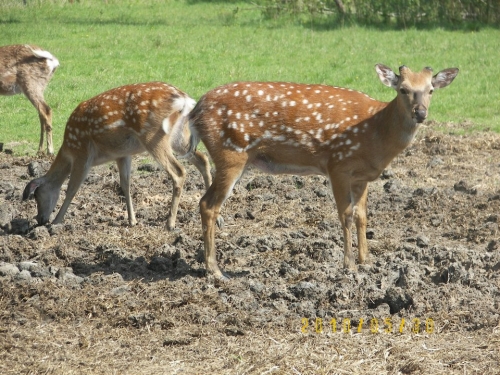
[1,0,500,154]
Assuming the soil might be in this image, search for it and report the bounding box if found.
[1,122,499,375]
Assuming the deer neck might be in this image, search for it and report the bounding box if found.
[376,98,420,151]
[45,150,72,186]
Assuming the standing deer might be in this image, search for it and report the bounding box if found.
[188,64,459,280]
[0,44,60,155]
[22,82,212,229]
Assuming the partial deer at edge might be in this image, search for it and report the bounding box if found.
[188,64,459,280]
[0,44,60,155]
[23,82,212,229]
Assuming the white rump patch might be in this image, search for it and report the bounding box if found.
[30,47,60,72]
[172,96,196,117]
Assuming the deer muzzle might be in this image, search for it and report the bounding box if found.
[414,106,427,123]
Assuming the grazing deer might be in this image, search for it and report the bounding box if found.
[0,44,60,155]
[188,64,459,279]
[22,82,212,229]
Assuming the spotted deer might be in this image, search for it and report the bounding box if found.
[22,82,212,228]
[188,64,459,279]
[0,44,60,155]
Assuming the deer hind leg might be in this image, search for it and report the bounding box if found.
[40,102,54,155]
[330,174,356,270]
[188,150,212,189]
[116,156,137,226]
[52,157,92,224]
[200,154,247,280]
[145,134,187,230]
[352,181,369,264]
[23,84,54,155]
[163,155,186,231]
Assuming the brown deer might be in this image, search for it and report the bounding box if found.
[188,64,459,279]
[22,82,212,229]
[0,44,60,155]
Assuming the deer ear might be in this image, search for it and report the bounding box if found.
[375,64,400,90]
[22,180,40,201]
[432,68,459,89]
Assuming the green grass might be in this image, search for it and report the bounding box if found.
[1,0,499,154]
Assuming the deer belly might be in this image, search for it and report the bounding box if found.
[251,155,322,176]
[92,135,146,165]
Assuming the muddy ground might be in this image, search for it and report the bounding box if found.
[0,122,499,374]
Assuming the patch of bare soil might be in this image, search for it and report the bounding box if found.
[1,123,499,374]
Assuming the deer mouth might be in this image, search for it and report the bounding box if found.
[414,107,427,123]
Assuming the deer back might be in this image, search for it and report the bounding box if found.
[190,82,389,176]
[0,44,59,95]
[63,82,195,159]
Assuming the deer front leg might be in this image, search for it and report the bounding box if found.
[53,160,91,224]
[330,175,356,270]
[352,181,369,264]
[116,156,137,226]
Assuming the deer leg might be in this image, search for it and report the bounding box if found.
[116,156,136,226]
[352,181,369,264]
[188,150,212,189]
[200,163,244,280]
[164,155,186,231]
[38,112,45,155]
[52,160,91,224]
[43,103,54,155]
[142,129,187,230]
[188,150,227,227]
[25,87,54,155]
[330,174,356,270]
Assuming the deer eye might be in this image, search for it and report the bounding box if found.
[399,88,408,95]
[429,89,434,95]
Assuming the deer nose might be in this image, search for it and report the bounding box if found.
[414,107,427,123]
